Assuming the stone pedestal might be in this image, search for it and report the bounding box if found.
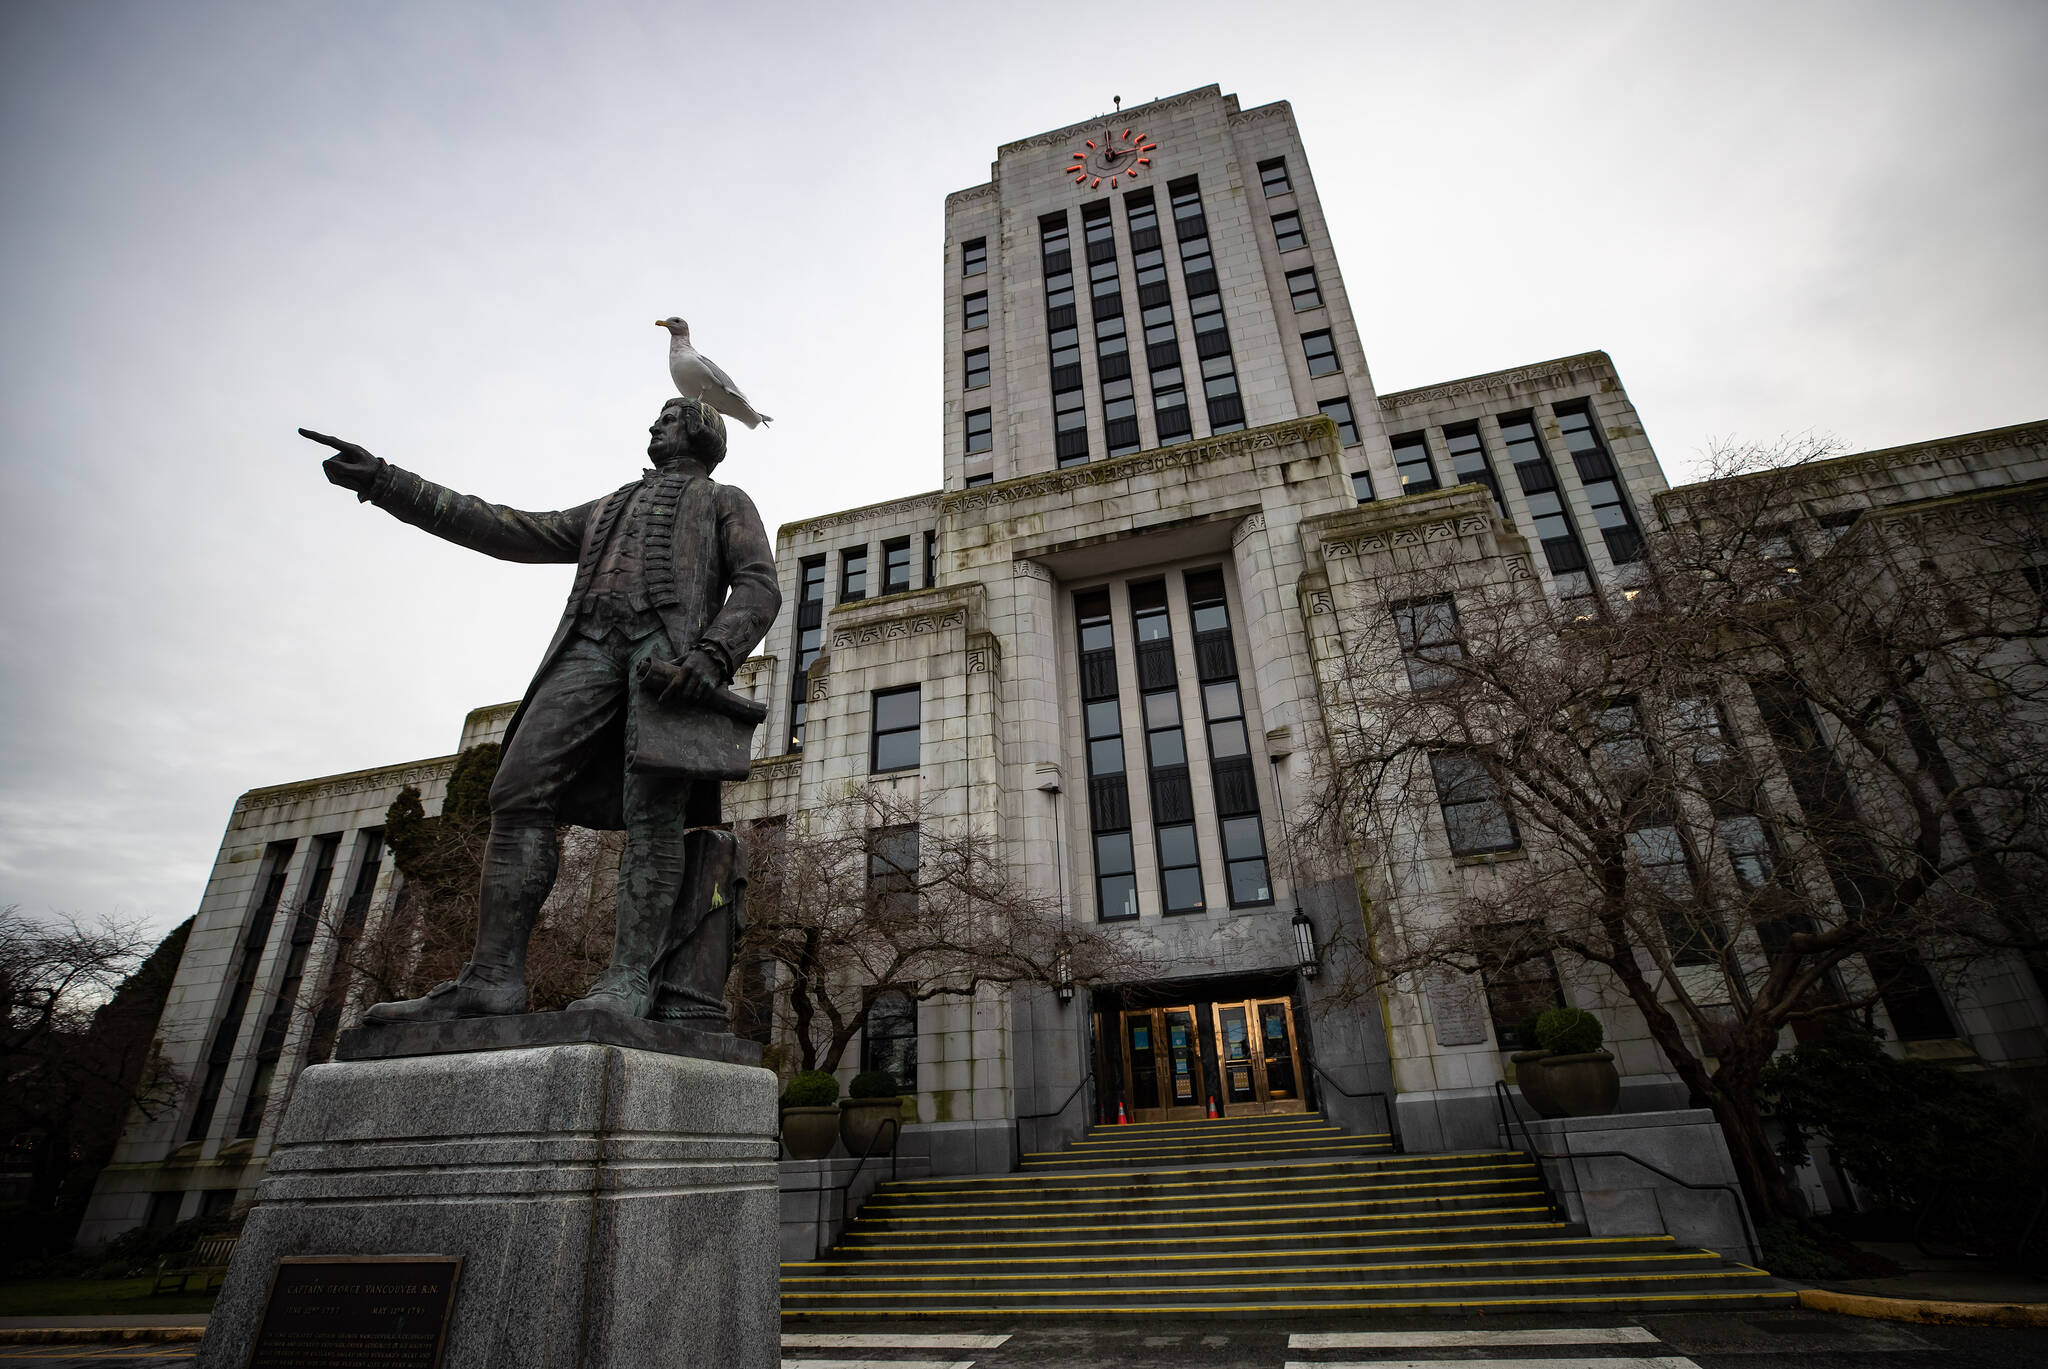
[196,1024,779,1369]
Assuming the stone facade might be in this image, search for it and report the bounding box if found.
[82,88,2048,1241]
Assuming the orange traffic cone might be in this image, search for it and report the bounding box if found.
[1207,1095,1219,1118]
[1116,1100,1128,1124]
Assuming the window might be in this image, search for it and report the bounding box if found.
[1222,815,1272,905]
[1286,267,1322,310]
[882,537,911,595]
[1629,823,1714,966]
[237,831,341,1137]
[304,826,386,1066]
[862,988,918,1093]
[1096,831,1138,921]
[187,839,296,1141]
[1351,470,1375,503]
[964,407,992,454]
[923,530,938,589]
[1272,211,1305,252]
[1393,595,1463,690]
[1672,694,1733,766]
[1185,568,1269,905]
[867,825,919,921]
[1157,822,1204,914]
[1594,699,1649,775]
[964,347,989,389]
[1499,412,1590,579]
[786,556,826,751]
[1086,696,1125,777]
[871,686,920,772]
[1431,751,1519,855]
[961,238,986,276]
[1716,814,1775,889]
[1077,588,1136,920]
[1391,432,1438,493]
[1318,396,1358,446]
[1044,212,1088,465]
[1555,403,1644,564]
[1443,424,1502,509]
[1259,157,1292,196]
[1866,950,1958,1041]
[1475,922,1565,1049]
[1301,329,1338,376]
[964,473,993,487]
[962,291,988,331]
[840,547,868,602]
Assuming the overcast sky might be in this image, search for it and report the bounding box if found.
[3,1,2044,939]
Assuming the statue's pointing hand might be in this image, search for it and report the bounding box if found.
[299,428,383,498]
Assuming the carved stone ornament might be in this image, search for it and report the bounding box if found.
[1423,968,1489,1047]
[1378,352,1612,411]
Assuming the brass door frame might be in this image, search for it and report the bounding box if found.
[1209,996,1309,1116]
[1117,1006,1208,1123]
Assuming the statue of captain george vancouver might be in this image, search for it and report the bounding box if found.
[300,397,781,1026]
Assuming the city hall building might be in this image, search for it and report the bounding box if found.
[81,86,2048,1241]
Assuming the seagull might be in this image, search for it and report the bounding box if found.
[657,317,772,428]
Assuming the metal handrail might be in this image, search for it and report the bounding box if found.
[814,1114,901,1261]
[1491,1080,1566,1220]
[1012,1068,1095,1164]
[1309,1063,1400,1152]
[1491,1081,1758,1259]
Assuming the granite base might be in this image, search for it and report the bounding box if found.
[195,1042,779,1369]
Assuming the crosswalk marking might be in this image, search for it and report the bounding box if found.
[1292,1328,1661,1348]
[781,1334,1011,1349]
[781,1360,973,1369]
[1282,1360,1698,1369]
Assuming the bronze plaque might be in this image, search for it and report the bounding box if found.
[247,1256,461,1369]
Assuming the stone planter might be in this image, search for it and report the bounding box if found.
[1538,1050,1620,1117]
[838,1098,902,1157]
[1511,1050,1566,1119]
[780,1106,841,1160]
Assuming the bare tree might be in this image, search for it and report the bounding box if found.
[1297,436,2048,1220]
[740,782,1156,1075]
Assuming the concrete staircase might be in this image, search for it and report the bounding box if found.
[781,1111,1792,1318]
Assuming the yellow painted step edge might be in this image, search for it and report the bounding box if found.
[829,1220,1570,1255]
[780,1290,1800,1316]
[847,1204,1554,1237]
[862,1176,1534,1213]
[782,1268,1778,1300]
[861,1190,1546,1223]
[782,1252,1715,1284]
[784,1235,1673,1271]
[886,1151,1519,1187]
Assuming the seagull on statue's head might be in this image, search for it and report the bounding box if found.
[657,317,773,429]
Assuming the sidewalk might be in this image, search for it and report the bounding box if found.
[1796,1241,2048,1327]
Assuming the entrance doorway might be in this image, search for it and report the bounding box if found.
[1108,995,1308,1123]
[1117,1006,1207,1123]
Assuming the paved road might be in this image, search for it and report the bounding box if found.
[8,1311,2047,1367]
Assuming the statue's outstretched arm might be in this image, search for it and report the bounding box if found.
[300,428,588,564]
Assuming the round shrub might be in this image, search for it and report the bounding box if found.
[1535,1006,1604,1055]
[782,1070,840,1108]
[849,1070,901,1100]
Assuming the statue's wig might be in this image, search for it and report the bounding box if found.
[663,396,728,469]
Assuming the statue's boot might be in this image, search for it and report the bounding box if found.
[363,817,556,1025]
[651,829,742,1027]
[565,822,681,1017]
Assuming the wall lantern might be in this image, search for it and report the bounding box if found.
[1055,948,1075,1003]
[1292,909,1319,978]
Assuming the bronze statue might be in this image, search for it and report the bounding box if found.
[300,398,781,1026]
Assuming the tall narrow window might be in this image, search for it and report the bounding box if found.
[961,238,986,276]
[871,686,920,773]
[1301,329,1339,376]
[1475,922,1565,1049]
[1554,402,1644,564]
[188,839,297,1142]
[1078,589,1136,920]
[840,547,868,602]
[1442,423,1502,511]
[1272,211,1305,252]
[1393,595,1463,690]
[881,537,911,595]
[1431,751,1519,855]
[1259,157,1292,196]
[236,832,340,1138]
[304,827,384,1067]
[787,556,825,752]
[1286,267,1322,310]
[861,988,918,1093]
[964,347,990,389]
[1318,396,1359,447]
[1391,432,1439,494]
[1170,178,1242,433]
[867,826,919,921]
[964,407,992,454]
[1042,212,1089,466]
[1187,569,1270,906]
[1351,471,1375,502]
[923,530,938,589]
[963,291,988,331]
[1130,581,1201,913]
[1499,411,1591,578]
[1081,201,1139,457]
[1126,190,1189,443]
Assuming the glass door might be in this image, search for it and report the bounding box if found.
[1119,1007,1209,1123]
[1209,997,1309,1116]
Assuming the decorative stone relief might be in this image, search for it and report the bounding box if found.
[1423,969,1490,1047]
[948,420,1318,515]
[1013,558,1052,582]
[1231,512,1268,545]
[830,609,968,649]
[1378,353,1609,410]
[808,673,830,702]
[240,763,452,811]
[792,492,942,539]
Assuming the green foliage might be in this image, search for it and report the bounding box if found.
[1535,1006,1604,1055]
[443,743,501,823]
[1755,1219,1851,1280]
[782,1070,840,1108]
[382,785,430,875]
[848,1070,900,1100]
[1762,1021,2023,1211]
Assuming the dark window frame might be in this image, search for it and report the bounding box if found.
[1431,750,1521,856]
[881,536,912,596]
[1272,210,1306,252]
[1258,157,1292,197]
[870,685,921,773]
[961,238,986,276]
[1286,266,1322,310]
[962,291,988,331]
[1301,328,1339,376]
[963,346,990,390]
